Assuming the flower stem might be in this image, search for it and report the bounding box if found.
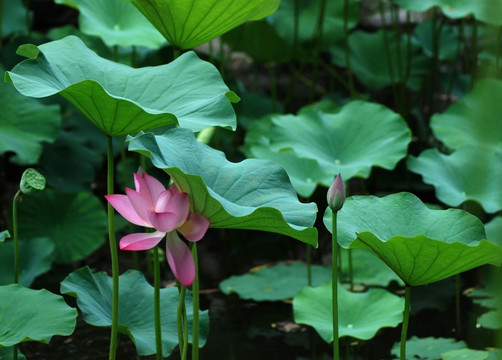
[107,135,120,360]
[400,285,411,360]
[12,190,20,284]
[331,210,339,360]
[190,243,200,360]
[177,284,187,360]
[153,246,163,359]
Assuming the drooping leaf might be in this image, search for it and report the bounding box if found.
[392,0,502,26]
[293,282,404,342]
[0,75,61,165]
[17,189,107,263]
[0,284,77,347]
[407,147,502,213]
[5,36,239,136]
[60,266,209,356]
[430,78,502,153]
[390,336,467,360]
[324,192,502,286]
[330,30,430,90]
[54,0,166,48]
[127,0,280,49]
[245,100,411,189]
[0,237,54,287]
[219,262,331,301]
[127,128,318,246]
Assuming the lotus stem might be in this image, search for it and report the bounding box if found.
[310,0,327,102]
[331,210,339,360]
[400,285,411,360]
[177,283,187,360]
[190,243,200,360]
[153,245,163,359]
[348,249,354,291]
[343,0,355,98]
[107,135,120,360]
[306,244,312,286]
[455,274,462,336]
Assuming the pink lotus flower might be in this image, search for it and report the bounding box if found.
[105,169,210,286]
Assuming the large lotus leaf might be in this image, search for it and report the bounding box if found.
[0,284,77,346]
[407,147,502,213]
[0,78,61,165]
[293,282,404,342]
[268,0,359,49]
[2,0,31,37]
[390,336,467,359]
[430,78,502,153]
[5,36,239,136]
[392,0,502,26]
[16,189,107,263]
[0,237,54,287]
[60,266,209,356]
[54,0,166,48]
[127,0,279,50]
[219,262,332,301]
[486,216,502,247]
[127,128,318,246]
[246,100,411,183]
[330,30,430,90]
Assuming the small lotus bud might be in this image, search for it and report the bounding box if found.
[19,168,46,195]
[327,173,346,211]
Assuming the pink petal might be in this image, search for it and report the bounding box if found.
[178,213,210,242]
[134,172,166,207]
[143,173,166,204]
[148,211,181,232]
[156,189,189,228]
[165,231,195,286]
[126,188,152,225]
[105,194,150,227]
[119,231,165,251]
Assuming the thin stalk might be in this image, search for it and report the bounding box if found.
[306,244,312,286]
[190,243,200,360]
[12,190,20,284]
[348,249,354,291]
[391,3,405,115]
[331,210,339,360]
[310,0,328,102]
[107,135,120,360]
[182,297,189,360]
[400,285,411,360]
[343,0,356,98]
[177,284,187,360]
[378,0,399,107]
[455,274,462,336]
[153,246,163,360]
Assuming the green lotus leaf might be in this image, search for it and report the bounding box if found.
[413,21,461,61]
[0,76,61,165]
[0,237,54,287]
[19,168,46,194]
[323,193,502,286]
[5,36,239,136]
[430,78,502,153]
[268,0,359,49]
[392,0,502,26]
[245,100,411,185]
[407,147,502,213]
[391,336,467,359]
[220,262,332,301]
[2,0,31,37]
[127,128,318,246]
[441,348,497,360]
[330,30,430,90]
[486,216,502,247]
[54,0,166,48]
[0,284,77,347]
[60,266,209,356]
[127,0,279,49]
[17,189,107,263]
[293,282,404,342]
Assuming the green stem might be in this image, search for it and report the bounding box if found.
[107,135,120,360]
[306,244,312,286]
[343,0,355,98]
[153,246,163,359]
[190,243,200,360]
[182,297,189,360]
[378,0,398,107]
[348,248,354,291]
[177,284,187,360]
[310,0,327,102]
[12,190,20,284]
[331,210,339,360]
[455,274,462,336]
[400,285,411,360]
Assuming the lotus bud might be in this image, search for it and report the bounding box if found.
[19,168,46,195]
[327,173,346,212]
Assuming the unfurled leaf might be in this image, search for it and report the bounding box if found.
[128,128,318,246]
[390,336,467,360]
[6,36,238,136]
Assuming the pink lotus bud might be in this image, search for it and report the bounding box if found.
[327,173,346,211]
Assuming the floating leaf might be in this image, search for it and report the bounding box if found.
[324,192,502,286]
[0,237,54,287]
[54,0,166,48]
[245,100,411,187]
[293,282,404,342]
[17,189,107,263]
[60,266,209,356]
[0,284,76,347]
[441,348,495,360]
[127,0,279,49]
[220,262,331,301]
[430,78,502,153]
[5,36,239,136]
[407,147,502,213]
[392,0,502,26]
[391,336,467,359]
[128,128,318,246]
[0,75,61,165]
